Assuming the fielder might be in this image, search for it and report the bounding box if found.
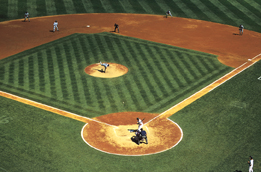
[114,23,119,33]
[136,118,144,132]
[100,61,109,73]
[239,24,244,35]
[248,156,254,172]
[24,12,30,22]
[166,10,173,18]
[53,20,59,32]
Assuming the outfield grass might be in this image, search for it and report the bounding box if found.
[0,32,232,117]
[1,0,261,33]
[1,59,260,172]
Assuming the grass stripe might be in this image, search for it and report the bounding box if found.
[118,0,134,13]
[37,51,46,93]
[8,63,15,84]
[28,55,35,90]
[128,0,146,14]
[228,0,261,26]
[35,0,46,17]
[79,37,97,107]
[148,47,174,93]
[71,0,86,13]
[0,0,8,21]
[153,47,180,91]
[62,43,76,103]
[157,48,184,88]
[154,0,174,16]
[63,0,76,14]
[53,0,67,15]
[131,42,160,104]
[27,0,37,17]
[17,59,25,87]
[0,66,5,81]
[89,0,106,13]
[50,47,63,100]
[172,0,199,19]
[46,49,57,97]
[7,0,18,19]
[13,59,20,87]
[141,45,168,97]
[124,41,154,108]
[190,0,223,23]
[99,0,114,13]
[23,56,30,90]
[45,0,57,15]
[137,0,154,14]
[185,55,204,77]
[209,0,244,26]
[18,0,27,19]
[54,45,68,100]
[33,53,40,92]
[181,53,200,80]
[70,39,89,106]
[174,52,194,83]
[81,0,94,13]
[116,39,145,110]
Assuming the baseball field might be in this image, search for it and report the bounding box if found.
[0,0,261,171]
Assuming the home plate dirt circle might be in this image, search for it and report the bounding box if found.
[84,63,128,78]
[81,112,183,156]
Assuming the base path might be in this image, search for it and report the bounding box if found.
[1,13,261,155]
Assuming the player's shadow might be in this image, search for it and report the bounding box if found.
[93,69,105,73]
[49,30,54,32]
[233,33,241,35]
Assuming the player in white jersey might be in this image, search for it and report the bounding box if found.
[53,20,59,32]
[166,10,172,18]
[100,61,109,73]
[136,118,144,132]
[248,156,254,172]
[239,24,244,35]
[24,12,30,22]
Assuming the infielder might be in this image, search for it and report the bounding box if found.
[24,12,30,22]
[136,118,144,132]
[239,24,244,35]
[248,156,254,172]
[53,20,59,32]
[100,61,109,73]
[166,10,173,18]
[114,23,119,33]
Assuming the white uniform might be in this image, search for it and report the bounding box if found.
[166,10,172,18]
[249,159,254,172]
[24,12,30,22]
[137,118,143,132]
[53,21,59,32]
[239,24,244,35]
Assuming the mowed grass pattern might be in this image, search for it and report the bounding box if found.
[1,0,261,32]
[0,32,232,117]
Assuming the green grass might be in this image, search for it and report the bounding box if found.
[1,0,261,33]
[0,32,232,118]
[1,57,260,172]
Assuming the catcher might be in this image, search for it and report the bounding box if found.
[24,11,30,22]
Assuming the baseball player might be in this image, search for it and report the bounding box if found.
[166,10,172,18]
[100,61,109,73]
[248,156,254,172]
[140,128,148,144]
[114,23,119,33]
[239,24,244,35]
[136,118,144,132]
[24,12,30,22]
[53,20,59,32]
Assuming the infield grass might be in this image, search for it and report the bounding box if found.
[0,32,232,118]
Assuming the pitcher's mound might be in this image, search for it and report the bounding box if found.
[84,63,128,78]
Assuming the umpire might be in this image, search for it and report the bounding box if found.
[140,128,148,144]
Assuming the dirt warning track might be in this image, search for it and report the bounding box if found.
[1,13,261,156]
